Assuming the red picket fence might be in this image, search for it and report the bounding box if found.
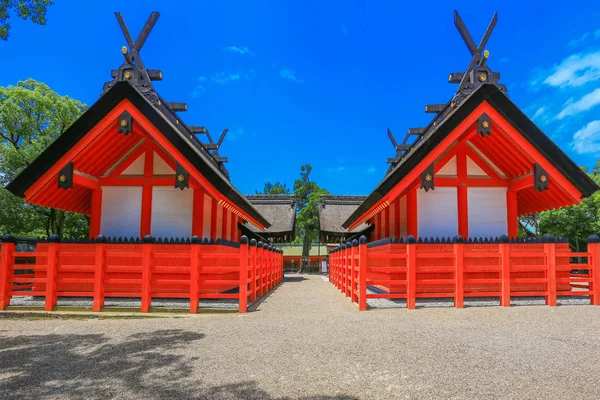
[329,235,600,310]
[0,235,283,313]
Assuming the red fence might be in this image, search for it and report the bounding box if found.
[0,235,283,313]
[329,235,600,310]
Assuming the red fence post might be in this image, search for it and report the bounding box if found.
[189,236,201,314]
[358,236,367,311]
[343,244,349,297]
[249,239,257,302]
[407,235,417,309]
[350,239,358,303]
[454,236,464,308]
[499,235,511,307]
[589,235,600,306]
[45,234,61,312]
[257,242,265,297]
[141,235,153,312]
[545,235,557,306]
[239,236,249,313]
[93,235,106,312]
[0,234,16,310]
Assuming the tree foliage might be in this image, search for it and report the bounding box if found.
[257,181,290,194]
[538,160,600,251]
[293,164,328,271]
[0,79,87,237]
[0,0,53,40]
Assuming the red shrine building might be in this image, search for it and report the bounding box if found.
[339,14,598,241]
[6,17,276,242]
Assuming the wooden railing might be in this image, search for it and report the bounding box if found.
[0,235,283,313]
[329,235,600,310]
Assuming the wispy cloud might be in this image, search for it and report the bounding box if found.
[192,76,207,97]
[325,166,346,172]
[227,127,245,141]
[557,88,600,119]
[532,106,546,120]
[223,46,255,56]
[571,120,600,155]
[280,68,304,83]
[212,72,241,84]
[568,29,600,48]
[366,166,377,174]
[542,51,600,88]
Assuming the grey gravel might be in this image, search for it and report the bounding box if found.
[10,296,239,310]
[1,274,600,400]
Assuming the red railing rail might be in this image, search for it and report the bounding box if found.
[329,235,600,310]
[0,234,283,313]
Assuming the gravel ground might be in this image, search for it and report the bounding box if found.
[9,296,239,310]
[2,275,600,399]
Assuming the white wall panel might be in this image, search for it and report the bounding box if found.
[120,154,144,175]
[467,156,487,176]
[100,186,142,238]
[151,187,193,238]
[437,155,457,176]
[418,188,458,238]
[153,152,174,175]
[468,188,507,238]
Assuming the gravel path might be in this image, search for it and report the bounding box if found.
[2,275,600,399]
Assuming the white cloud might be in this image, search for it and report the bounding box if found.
[557,88,600,119]
[223,46,255,56]
[543,51,600,88]
[568,29,600,48]
[280,68,304,83]
[325,166,345,172]
[571,120,600,155]
[366,166,377,174]
[192,85,206,97]
[212,72,241,84]
[532,106,546,120]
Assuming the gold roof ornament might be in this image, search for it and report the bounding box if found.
[121,46,128,54]
[124,71,132,79]
[59,175,67,183]
[482,121,489,129]
[425,174,432,182]
[540,175,547,183]
[120,119,128,127]
[177,174,185,182]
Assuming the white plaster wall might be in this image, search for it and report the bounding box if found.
[151,187,193,238]
[100,186,142,238]
[120,154,144,175]
[418,188,458,238]
[153,152,174,175]
[437,155,457,176]
[468,188,508,238]
[467,155,488,176]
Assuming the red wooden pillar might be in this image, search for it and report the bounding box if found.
[350,240,357,303]
[93,236,106,312]
[407,189,418,238]
[394,198,401,239]
[45,235,61,312]
[358,236,367,311]
[589,236,600,306]
[89,189,102,238]
[545,238,557,306]
[140,146,154,237]
[506,190,518,239]
[239,236,249,313]
[457,151,469,238]
[454,237,464,308]
[221,208,229,241]
[250,239,257,301]
[500,237,511,307]
[141,236,153,312]
[0,235,16,310]
[231,214,237,242]
[210,198,218,240]
[406,236,417,309]
[190,236,200,313]
[383,207,390,239]
[192,188,205,238]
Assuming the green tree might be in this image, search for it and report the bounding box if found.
[0,79,87,237]
[538,160,600,252]
[257,181,290,194]
[293,164,328,272]
[0,0,53,40]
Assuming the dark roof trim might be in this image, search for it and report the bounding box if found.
[343,84,599,228]
[6,81,270,228]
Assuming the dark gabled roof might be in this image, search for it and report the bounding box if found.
[343,84,599,229]
[244,194,296,234]
[6,81,270,229]
[319,195,369,233]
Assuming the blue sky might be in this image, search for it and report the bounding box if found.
[1,1,600,195]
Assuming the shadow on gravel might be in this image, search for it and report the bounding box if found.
[284,276,308,283]
[0,329,355,399]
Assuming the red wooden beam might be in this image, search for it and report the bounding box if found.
[192,187,205,237]
[407,189,418,237]
[73,172,100,190]
[89,189,102,238]
[509,174,533,192]
[457,150,469,238]
[506,190,518,238]
[394,197,400,239]
[99,177,175,186]
[436,178,508,187]
[211,198,218,240]
[107,141,147,177]
[140,144,154,237]
[221,208,229,240]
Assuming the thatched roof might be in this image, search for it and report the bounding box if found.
[244,194,296,236]
[319,195,369,234]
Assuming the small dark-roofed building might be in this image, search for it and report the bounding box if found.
[240,194,296,243]
[319,195,373,244]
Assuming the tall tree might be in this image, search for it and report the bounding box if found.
[0,0,53,40]
[257,181,290,194]
[538,160,600,252]
[293,164,328,272]
[0,79,87,237]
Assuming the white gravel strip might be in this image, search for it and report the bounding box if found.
[8,296,239,310]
